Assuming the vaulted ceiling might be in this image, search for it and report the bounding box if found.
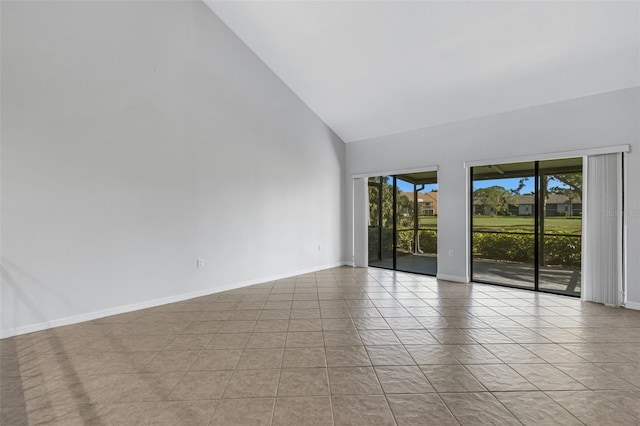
[206,1,639,143]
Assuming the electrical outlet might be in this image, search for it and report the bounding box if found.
[196,258,204,268]
[448,249,454,257]
[317,244,321,252]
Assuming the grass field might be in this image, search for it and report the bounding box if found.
[417,215,582,234]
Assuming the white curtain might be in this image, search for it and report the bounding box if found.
[583,153,623,305]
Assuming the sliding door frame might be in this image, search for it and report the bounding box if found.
[467,146,630,297]
[470,159,584,296]
[359,167,439,276]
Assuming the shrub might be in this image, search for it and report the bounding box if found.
[368,228,438,255]
[473,232,534,262]
[418,230,437,254]
[473,230,581,267]
[543,235,581,267]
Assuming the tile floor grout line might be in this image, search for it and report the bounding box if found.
[4,266,640,425]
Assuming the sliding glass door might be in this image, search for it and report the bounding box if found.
[471,162,536,289]
[471,158,582,296]
[368,171,438,276]
[538,159,583,294]
[368,176,393,269]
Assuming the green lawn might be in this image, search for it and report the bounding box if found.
[417,215,581,234]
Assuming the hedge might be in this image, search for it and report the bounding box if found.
[368,229,437,256]
[369,228,579,267]
[473,231,581,267]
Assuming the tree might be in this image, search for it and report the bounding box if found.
[548,173,582,193]
[368,177,398,228]
[368,177,418,227]
[473,186,517,216]
[548,173,582,217]
[396,193,413,228]
[510,177,529,196]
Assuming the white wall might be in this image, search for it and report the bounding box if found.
[1,1,346,337]
[346,88,640,304]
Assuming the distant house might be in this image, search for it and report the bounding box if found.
[399,191,438,216]
[472,194,581,216]
[513,194,582,216]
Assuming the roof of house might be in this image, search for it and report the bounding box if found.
[516,194,582,204]
[399,191,438,204]
[472,193,582,205]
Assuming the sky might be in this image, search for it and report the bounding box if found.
[396,176,571,195]
[473,177,535,194]
[396,177,534,194]
[396,180,438,193]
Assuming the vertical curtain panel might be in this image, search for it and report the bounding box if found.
[583,153,623,305]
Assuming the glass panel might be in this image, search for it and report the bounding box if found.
[395,172,438,275]
[368,177,381,266]
[538,158,582,296]
[368,176,394,269]
[472,162,536,288]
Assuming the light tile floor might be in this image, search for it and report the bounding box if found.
[2,266,640,425]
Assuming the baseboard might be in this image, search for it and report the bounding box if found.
[0,261,351,339]
[436,273,469,283]
[624,301,640,310]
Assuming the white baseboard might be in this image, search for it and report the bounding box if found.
[436,273,469,283]
[0,261,350,339]
[624,301,640,310]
